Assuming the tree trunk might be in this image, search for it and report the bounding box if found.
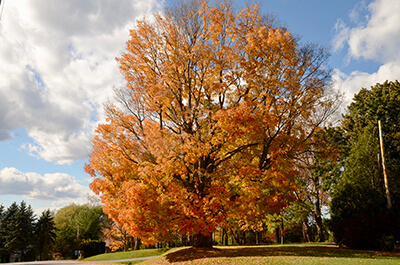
[232,230,241,245]
[275,227,280,244]
[193,232,213,248]
[314,212,325,242]
[133,237,141,250]
[301,220,312,242]
[255,231,259,245]
[314,193,325,242]
[221,228,228,246]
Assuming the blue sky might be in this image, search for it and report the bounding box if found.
[0,0,399,214]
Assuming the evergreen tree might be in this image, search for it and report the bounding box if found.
[342,80,400,208]
[0,204,6,263]
[0,202,19,262]
[330,126,387,249]
[0,202,35,261]
[331,81,400,250]
[35,210,57,261]
[14,202,35,261]
[0,202,36,261]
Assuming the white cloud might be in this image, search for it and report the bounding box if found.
[0,167,92,201]
[348,0,369,25]
[332,19,350,52]
[0,0,159,164]
[22,129,93,164]
[333,62,400,105]
[333,0,400,62]
[332,0,400,106]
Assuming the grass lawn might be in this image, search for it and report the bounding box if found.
[84,248,169,262]
[133,243,400,265]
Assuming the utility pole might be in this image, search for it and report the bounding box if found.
[378,120,392,209]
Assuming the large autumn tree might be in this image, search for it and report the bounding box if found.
[85,0,337,247]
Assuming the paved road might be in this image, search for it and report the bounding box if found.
[9,262,83,265]
[8,256,160,265]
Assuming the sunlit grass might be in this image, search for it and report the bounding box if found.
[84,248,169,261]
[136,243,400,265]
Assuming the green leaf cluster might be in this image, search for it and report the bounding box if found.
[330,80,400,250]
[54,203,108,258]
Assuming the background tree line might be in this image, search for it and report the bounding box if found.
[329,80,400,251]
[0,202,109,262]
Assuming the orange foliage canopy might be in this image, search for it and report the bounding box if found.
[85,0,333,247]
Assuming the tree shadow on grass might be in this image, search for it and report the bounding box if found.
[165,244,400,263]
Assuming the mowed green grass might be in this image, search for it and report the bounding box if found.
[84,243,400,264]
[135,243,400,265]
[84,248,169,261]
